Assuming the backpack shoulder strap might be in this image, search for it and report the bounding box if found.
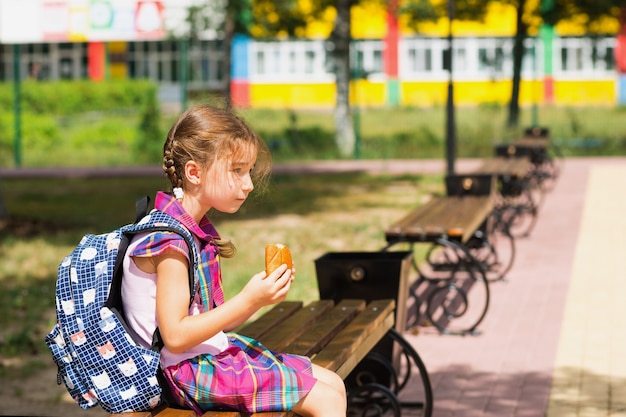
[135,195,152,223]
[105,199,200,351]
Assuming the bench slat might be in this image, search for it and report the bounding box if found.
[252,300,335,352]
[110,406,197,417]
[110,411,153,417]
[386,196,493,243]
[313,299,396,379]
[475,157,531,178]
[282,299,365,357]
[237,301,303,340]
[155,408,196,417]
[112,407,243,417]
[514,138,549,148]
[449,197,494,242]
[386,197,449,238]
[421,197,471,236]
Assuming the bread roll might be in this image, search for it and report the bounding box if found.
[265,243,292,275]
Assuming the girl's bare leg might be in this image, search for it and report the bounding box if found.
[291,363,347,417]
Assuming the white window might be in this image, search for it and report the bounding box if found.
[400,37,448,81]
[250,40,333,83]
[555,36,615,79]
[352,40,384,77]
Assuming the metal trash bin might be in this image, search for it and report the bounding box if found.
[315,251,413,380]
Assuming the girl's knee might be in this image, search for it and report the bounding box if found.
[328,371,346,397]
[312,365,345,393]
[294,380,346,417]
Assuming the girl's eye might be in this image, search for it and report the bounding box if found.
[232,167,252,176]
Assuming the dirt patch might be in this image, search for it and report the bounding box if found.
[0,362,108,417]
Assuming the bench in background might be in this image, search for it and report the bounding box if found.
[383,175,495,335]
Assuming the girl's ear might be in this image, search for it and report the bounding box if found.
[184,160,202,186]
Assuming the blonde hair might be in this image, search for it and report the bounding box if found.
[162,104,271,258]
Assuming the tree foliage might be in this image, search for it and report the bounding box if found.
[544,0,623,28]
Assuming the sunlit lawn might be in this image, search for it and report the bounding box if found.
[0,171,444,378]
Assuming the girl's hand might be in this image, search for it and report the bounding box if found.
[242,264,292,308]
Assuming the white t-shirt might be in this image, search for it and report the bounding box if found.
[121,232,229,368]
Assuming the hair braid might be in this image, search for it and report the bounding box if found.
[163,129,184,189]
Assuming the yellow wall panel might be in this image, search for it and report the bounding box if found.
[519,80,545,106]
[250,83,336,108]
[454,81,511,106]
[352,80,386,107]
[401,79,550,107]
[249,79,616,109]
[401,82,448,107]
[553,81,615,105]
[109,64,127,79]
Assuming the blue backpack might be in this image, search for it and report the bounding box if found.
[44,197,199,413]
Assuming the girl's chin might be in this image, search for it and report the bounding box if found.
[216,206,243,214]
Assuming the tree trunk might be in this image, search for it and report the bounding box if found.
[507,0,528,128]
[331,0,355,158]
[223,7,235,109]
[0,179,7,219]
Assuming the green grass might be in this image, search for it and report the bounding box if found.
[2,105,626,169]
[0,171,442,379]
[238,105,626,160]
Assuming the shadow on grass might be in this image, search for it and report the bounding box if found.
[2,172,432,234]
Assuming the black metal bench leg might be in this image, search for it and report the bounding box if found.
[346,329,433,417]
[466,217,516,282]
[410,239,490,336]
[383,240,491,336]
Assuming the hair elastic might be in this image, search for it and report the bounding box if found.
[173,187,184,200]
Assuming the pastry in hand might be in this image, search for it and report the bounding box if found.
[265,243,293,275]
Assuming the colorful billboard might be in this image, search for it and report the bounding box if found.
[0,0,165,43]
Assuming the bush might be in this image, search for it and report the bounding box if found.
[0,80,161,167]
[0,79,157,115]
[0,112,60,166]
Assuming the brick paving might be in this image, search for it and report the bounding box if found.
[399,157,626,417]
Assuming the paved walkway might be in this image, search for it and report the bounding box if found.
[400,157,626,417]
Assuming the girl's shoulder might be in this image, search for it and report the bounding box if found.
[130,231,191,261]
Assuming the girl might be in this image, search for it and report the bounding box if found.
[121,104,347,416]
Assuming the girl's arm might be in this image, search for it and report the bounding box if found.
[155,251,292,353]
[223,265,296,331]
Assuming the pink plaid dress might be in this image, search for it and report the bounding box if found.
[130,192,317,414]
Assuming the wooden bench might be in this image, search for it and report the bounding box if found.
[385,194,494,245]
[491,141,555,238]
[384,182,494,336]
[473,156,531,181]
[111,298,433,417]
[469,156,534,207]
[496,131,560,191]
[454,158,533,276]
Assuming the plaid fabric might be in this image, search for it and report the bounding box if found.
[150,192,224,306]
[162,333,316,414]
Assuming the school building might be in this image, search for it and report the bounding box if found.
[0,0,624,108]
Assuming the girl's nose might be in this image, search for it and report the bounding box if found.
[242,173,254,191]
